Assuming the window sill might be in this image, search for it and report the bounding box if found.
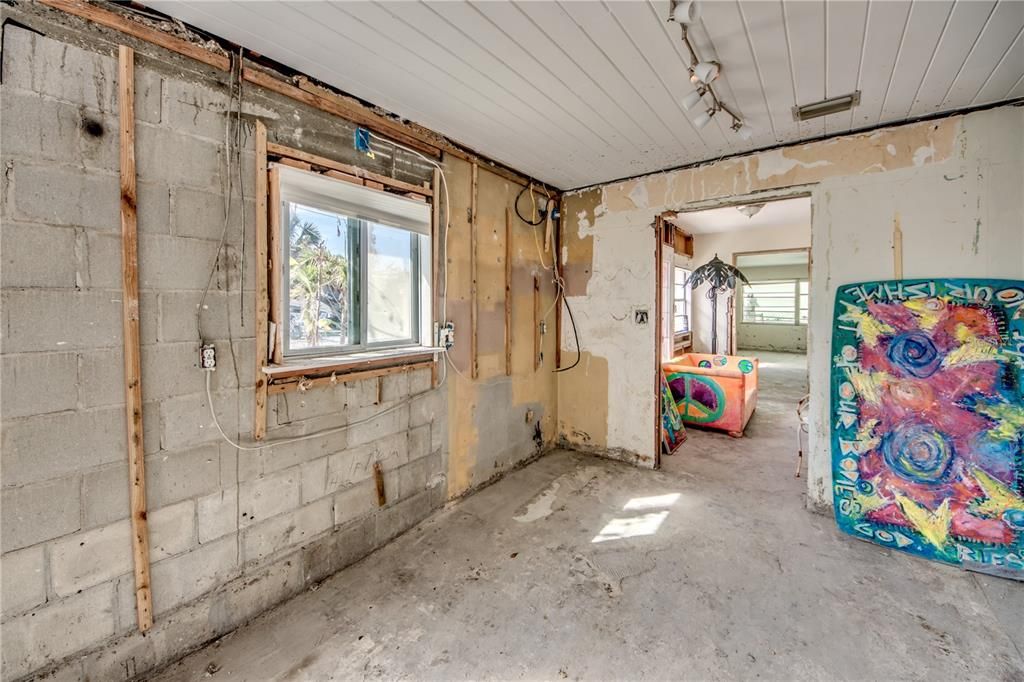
[263,346,439,381]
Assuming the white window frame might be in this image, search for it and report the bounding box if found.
[740,278,808,326]
[673,266,692,335]
[275,165,432,361]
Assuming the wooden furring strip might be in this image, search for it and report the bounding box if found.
[470,163,479,379]
[267,143,433,198]
[254,121,269,441]
[243,66,438,157]
[267,359,434,396]
[431,168,442,387]
[43,0,231,70]
[118,44,153,633]
[533,275,541,371]
[505,207,513,376]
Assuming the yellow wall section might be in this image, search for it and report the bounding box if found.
[442,156,560,499]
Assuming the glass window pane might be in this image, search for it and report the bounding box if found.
[367,222,417,344]
[742,280,797,324]
[287,202,357,352]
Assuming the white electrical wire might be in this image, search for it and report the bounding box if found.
[205,371,429,451]
[205,129,460,453]
[366,129,472,385]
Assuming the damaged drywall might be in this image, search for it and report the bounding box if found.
[442,156,560,499]
[559,106,1024,502]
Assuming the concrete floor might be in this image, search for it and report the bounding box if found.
[154,352,1023,681]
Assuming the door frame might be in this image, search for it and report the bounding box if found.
[652,188,814,468]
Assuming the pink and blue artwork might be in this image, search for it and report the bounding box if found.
[831,279,1024,579]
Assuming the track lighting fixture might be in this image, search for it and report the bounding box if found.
[667,0,700,26]
[671,2,751,142]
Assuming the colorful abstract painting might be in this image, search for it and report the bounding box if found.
[660,372,686,453]
[831,279,1024,578]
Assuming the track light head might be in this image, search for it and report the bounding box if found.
[693,107,716,130]
[731,118,754,141]
[668,0,701,25]
[692,61,720,85]
[681,88,706,111]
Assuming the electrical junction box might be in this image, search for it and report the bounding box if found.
[199,343,217,371]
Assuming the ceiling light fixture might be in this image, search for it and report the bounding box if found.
[736,204,765,219]
[668,1,750,143]
[793,91,861,121]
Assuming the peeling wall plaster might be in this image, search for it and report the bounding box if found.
[559,105,1024,505]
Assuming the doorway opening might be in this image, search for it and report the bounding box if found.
[655,195,812,468]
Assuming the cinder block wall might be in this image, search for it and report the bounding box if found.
[0,8,482,679]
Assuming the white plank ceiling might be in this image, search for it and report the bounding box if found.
[145,0,1024,190]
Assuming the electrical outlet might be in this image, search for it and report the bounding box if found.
[438,322,455,350]
[199,343,217,371]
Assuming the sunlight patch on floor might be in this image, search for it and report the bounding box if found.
[592,493,681,543]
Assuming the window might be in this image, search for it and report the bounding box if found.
[741,279,808,325]
[673,267,691,334]
[798,280,809,324]
[277,165,431,358]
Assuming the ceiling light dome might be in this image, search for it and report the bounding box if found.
[736,204,765,218]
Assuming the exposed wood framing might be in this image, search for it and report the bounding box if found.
[117,44,153,633]
[275,157,311,172]
[267,143,432,198]
[36,0,560,196]
[267,359,434,396]
[470,163,479,379]
[268,166,283,365]
[254,121,269,440]
[373,462,387,507]
[653,214,665,469]
[533,275,541,371]
[431,168,442,387]
[244,67,438,157]
[264,351,436,381]
[43,0,231,69]
[504,207,513,376]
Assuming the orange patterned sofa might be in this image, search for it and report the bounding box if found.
[662,353,759,437]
